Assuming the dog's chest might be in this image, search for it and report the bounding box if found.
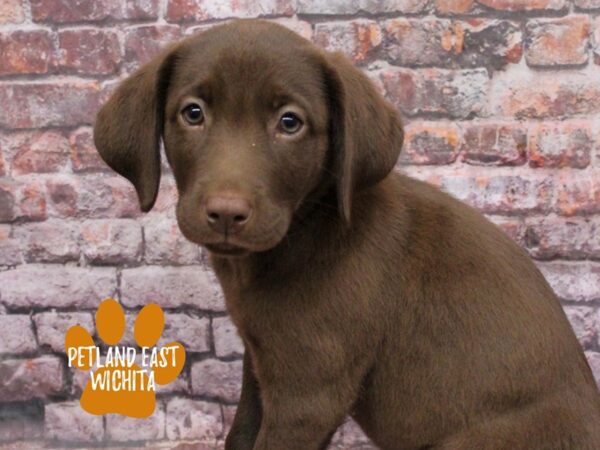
[212,256,341,356]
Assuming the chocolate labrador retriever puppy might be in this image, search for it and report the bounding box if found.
[94,19,600,450]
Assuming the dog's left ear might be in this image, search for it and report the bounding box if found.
[322,52,404,223]
[93,44,179,212]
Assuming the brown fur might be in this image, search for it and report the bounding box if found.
[94,19,600,450]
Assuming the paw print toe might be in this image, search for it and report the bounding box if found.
[95,298,126,345]
[134,303,164,348]
[153,341,186,385]
[65,325,96,370]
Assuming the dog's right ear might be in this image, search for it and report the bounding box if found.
[321,51,404,224]
[93,45,179,212]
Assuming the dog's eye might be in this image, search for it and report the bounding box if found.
[181,103,204,125]
[278,112,303,134]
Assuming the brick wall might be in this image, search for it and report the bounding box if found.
[0,0,599,448]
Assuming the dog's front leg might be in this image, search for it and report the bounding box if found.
[225,351,262,450]
[251,383,349,450]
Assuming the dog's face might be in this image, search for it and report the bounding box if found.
[164,31,331,255]
[94,20,403,257]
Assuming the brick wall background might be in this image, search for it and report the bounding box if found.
[0,0,599,448]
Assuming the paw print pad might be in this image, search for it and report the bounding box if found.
[65,298,185,418]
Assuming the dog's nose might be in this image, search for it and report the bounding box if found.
[205,196,252,235]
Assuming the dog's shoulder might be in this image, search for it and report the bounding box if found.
[363,172,528,270]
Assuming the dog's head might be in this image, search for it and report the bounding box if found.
[94,20,403,257]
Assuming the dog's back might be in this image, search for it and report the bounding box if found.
[349,172,600,449]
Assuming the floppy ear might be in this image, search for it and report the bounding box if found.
[93,46,178,212]
[323,52,404,223]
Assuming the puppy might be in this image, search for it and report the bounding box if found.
[94,19,600,450]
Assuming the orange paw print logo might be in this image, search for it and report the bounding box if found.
[65,298,185,418]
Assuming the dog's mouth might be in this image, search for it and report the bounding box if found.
[205,242,249,257]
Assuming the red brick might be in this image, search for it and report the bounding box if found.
[12,130,70,174]
[106,406,165,441]
[58,29,121,75]
[45,401,103,442]
[148,176,179,212]
[32,0,156,22]
[121,266,222,310]
[0,356,64,401]
[185,17,312,40]
[126,0,160,19]
[526,16,590,67]
[368,0,432,14]
[399,122,460,165]
[460,122,527,166]
[213,316,244,358]
[0,30,55,76]
[268,18,313,41]
[143,212,201,264]
[0,179,47,222]
[586,351,600,387]
[554,171,600,216]
[46,175,140,219]
[0,0,25,23]
[98,78,121,108]
[0,182,17,222]
[440,171,552,214]
[155,372,190,396]
[381,68,489,119]
[124,25,181,69]
[0,315,37,354]
[528,122,592,168]
[490,70,600,118]
[1,130,70,175]
[183,21,227,37]
[314,20,381,64]
[33,312,95,353]
[80,219,142,264]
[366,69,386,97]
[0,184,5,217]
[191,359,242,402]
[435,0,476,14]
[45,177,77,217]
[383,19,522,69]
[0,149,5,176]
[69,127,108,173]
[14,220,80,263]
[477,0,566,11]
[487,216,525,244]
[297,0,428,14]
[525,217,600,260]
[69,364,88,396]
[222,404,236,435]
[160,313,210,353]
[563,306,597,348]
[0,402,43,442]
[0,81,101,129]
[166,398,222,441]
[593,17,600,64]
[537,261,600,302]
[166,0,294,21]
[576,0,600,9]
[0,225,21,265]
[31,0,120,23]
[0,265,117,309]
